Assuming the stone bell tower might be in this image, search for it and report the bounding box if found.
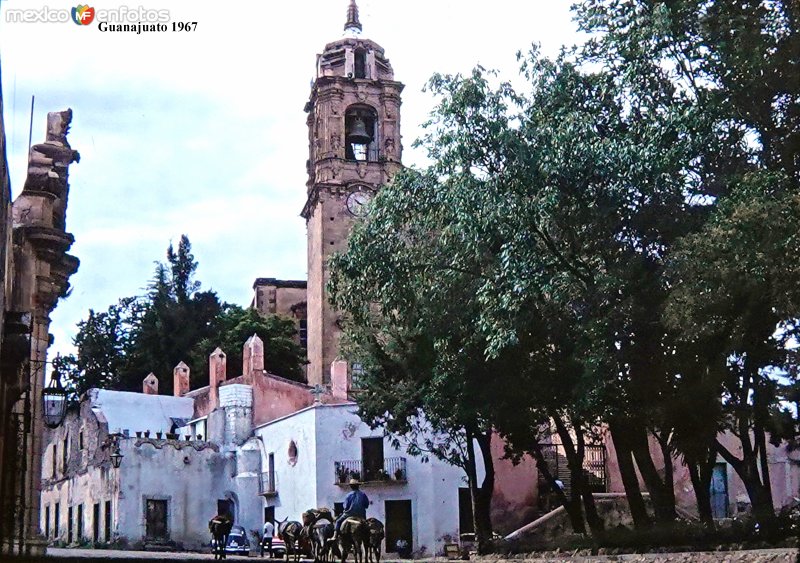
[302,0,404,386]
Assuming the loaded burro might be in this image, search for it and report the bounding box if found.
[209,479,385,563]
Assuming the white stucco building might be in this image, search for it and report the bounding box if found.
[255,401,465,556]
[39,383,264,551]
[40,340,469,555]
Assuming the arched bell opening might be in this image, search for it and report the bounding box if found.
[345,105,378,162]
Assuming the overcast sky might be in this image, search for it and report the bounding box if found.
[0,0,582,360]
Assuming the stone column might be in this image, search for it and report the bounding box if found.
[23,312,52,556]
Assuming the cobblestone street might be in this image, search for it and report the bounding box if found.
[40,547,798,562]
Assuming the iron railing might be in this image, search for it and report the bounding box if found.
[259,471,277,497]
[334,457,407,485]
[537,443,606,494]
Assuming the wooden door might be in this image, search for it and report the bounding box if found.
[458,488,474,534]
[385,500,412,553]
[710,463,729,519]
[145,499,168,541]
[362,438,384,481]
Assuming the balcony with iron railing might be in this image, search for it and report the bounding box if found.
[537,443,606,495]
[259,471,277,497]
[334,457,407,486]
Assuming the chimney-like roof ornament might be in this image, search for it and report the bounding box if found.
[344,0,362,33]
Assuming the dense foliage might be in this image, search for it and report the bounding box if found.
[59,236,306,399]
[330,0,799,542]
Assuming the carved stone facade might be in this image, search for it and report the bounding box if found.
[0,99,80,554]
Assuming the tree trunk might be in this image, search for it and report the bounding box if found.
[630,426,676,523]
[753,405,774,512]
[529,444,586,534]
[465,430,494,554]
[474,431,495,540]
[575,432,604,535]
[687,457,714,528]
[609,422,651,529]
[654,430,676,515]
[553,415,604,536]
[714,440,774,524]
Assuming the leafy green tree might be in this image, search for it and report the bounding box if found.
[576,0,800,525]
[120,235,223,394]
[55,296,143,401]
[329,178,501,550]
[332,0,799,536]
[191,305,306,384]
[61,236,307,397]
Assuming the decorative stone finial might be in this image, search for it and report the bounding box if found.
[344,0,362,33]
[143,372,159,395]
[174,361,190,397]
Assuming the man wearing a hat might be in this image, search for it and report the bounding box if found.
[333,478,370,538]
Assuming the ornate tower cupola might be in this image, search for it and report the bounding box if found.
[344,0,362,35]
[302,0,404,386]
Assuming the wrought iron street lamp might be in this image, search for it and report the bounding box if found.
[42,364,67,429]
[109,433,124,468]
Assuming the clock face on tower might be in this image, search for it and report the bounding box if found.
[345,189,372,217]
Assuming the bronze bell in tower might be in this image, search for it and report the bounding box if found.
[347,116,372,145]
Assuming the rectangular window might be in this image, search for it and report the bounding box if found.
[93,503,100,542]
[54,502,60,538]
[351,363,364,389]
[361,437,384,482]
[299,319,308,349]
[104,500,112,542]
[67,506,73,544]
[62,436,68,473]
[267,453,276,492]
[77,504,83,540]
[79,431,84,450]
[354,49,367,79]
[52,445,57,478]
[44,505,50,538]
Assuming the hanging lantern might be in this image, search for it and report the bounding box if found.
[42,365,67,429]
[110,441,123,469]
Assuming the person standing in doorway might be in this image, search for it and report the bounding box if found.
[261,519,275,558]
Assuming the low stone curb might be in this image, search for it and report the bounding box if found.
[473,547,798,562]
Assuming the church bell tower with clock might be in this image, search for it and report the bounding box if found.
[301,0,404,385]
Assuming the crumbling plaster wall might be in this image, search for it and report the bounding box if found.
[116,437,235,550]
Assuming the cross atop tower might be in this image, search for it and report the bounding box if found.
[344,0,362,34]
[310,384,325,404]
